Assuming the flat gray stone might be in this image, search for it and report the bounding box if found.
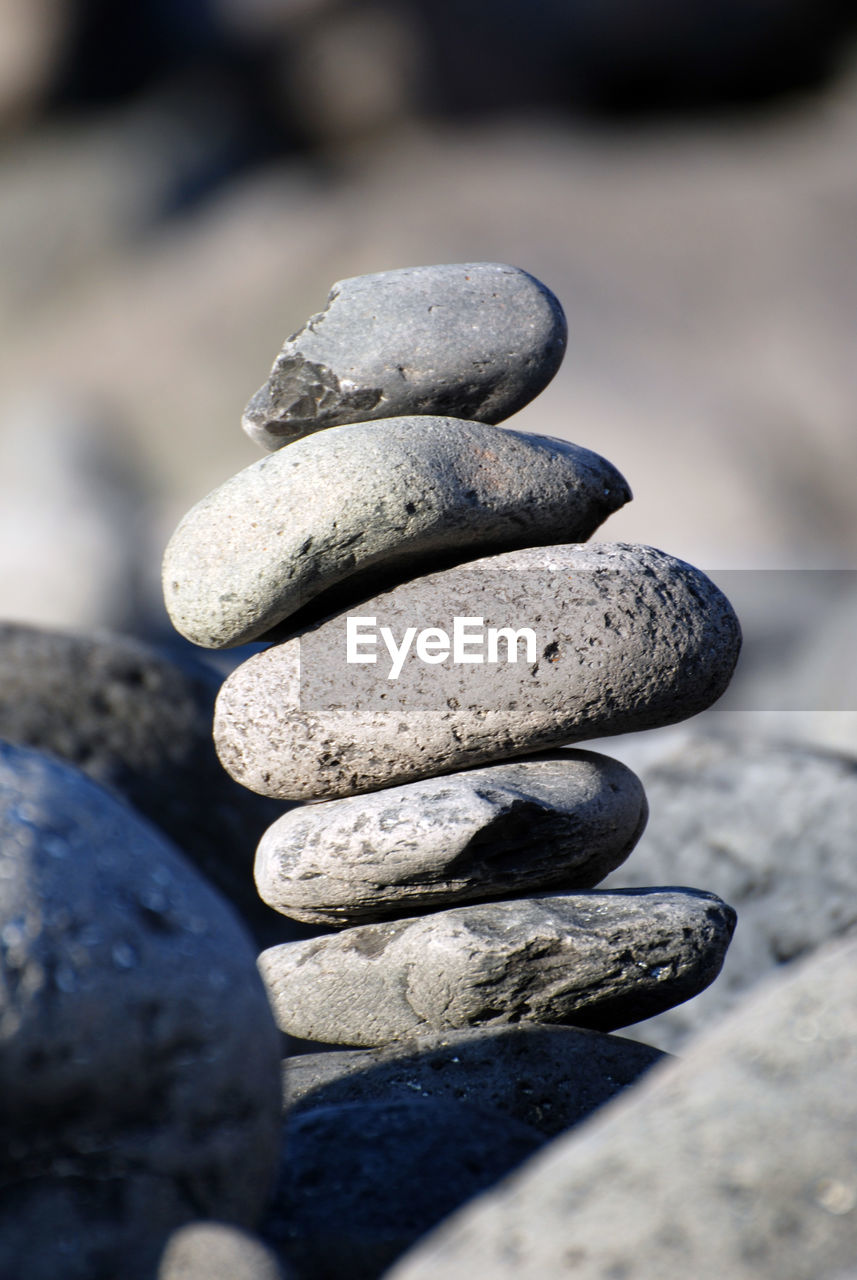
[256,749,647,924]
[283,1024,667,1138]
[260,1098,546,1280]
[241,263,567,450]
[601,732,857,1050]
[163,417,630,649]
[0,741,282,1280]
[158,1223,287,1280]
[386,935,857,1280]
[0,623,296,947]
[215,543,741,800]
[258,889,735,1046]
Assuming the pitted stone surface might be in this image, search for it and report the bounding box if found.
[257,889,736,1046]
[0,623,294,946]
[283,1024,667,1138]
[0,741,282,1280]
[241,263,567,449]
[386,937,857,1280]
[162,418,630,649]
[214,543,741,800]
[255,750,648,924]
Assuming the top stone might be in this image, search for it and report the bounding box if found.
[241,263,568,450]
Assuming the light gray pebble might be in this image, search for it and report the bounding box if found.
[255,750,647,924]
[241,263,567,450]
[214,543,741,800]
[386,935,857,1280]
[163,417,630,649]
[158,1223,288,1280]
[282,1023,667,1138]
[258,889,736,1046]
[0,741,282,1280]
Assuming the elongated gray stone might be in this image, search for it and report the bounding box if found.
[162,418,630,649]
[283,1025,667,1138]
[257,889,736,1046]
[241,263,567,450]
[387,936,857,1280]
[255,750,647,924]
[214,543,741,800]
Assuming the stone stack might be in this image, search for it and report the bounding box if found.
[163,262,741,1052]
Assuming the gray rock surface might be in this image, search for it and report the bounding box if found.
[261,1098,546,1280]
[255,750,648,924]
[0,741,282,1280]
[258,889,736,1046]
[386,935,857,1280]
[601,732,857,1050]
[163,418,630,649]
[158,1223,287,1280]
[215,542,741,800]
[241,263,567,449]
[0,623,296,946]
[283,1024,666,1138]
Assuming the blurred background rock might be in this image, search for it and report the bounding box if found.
[1,0,856,748]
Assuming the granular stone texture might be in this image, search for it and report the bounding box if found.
[255,750,648,924]
[258,889,735,1045]
[163,417,630,648]
[0,741,282,1280]
[0,623,293,946]
[214,543,741,799]
[158,1223,288,1280]
[283,1023,667,1138]
[241,263,567,449]
[261,1098,546,1280]
[386,935,857,1280]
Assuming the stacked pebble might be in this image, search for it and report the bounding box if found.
[163,262,741,1052]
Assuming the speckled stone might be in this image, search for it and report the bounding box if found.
[258,889,736,1046]
[255,750,648,924]
[282,1023,667,1138]
[158,1223,287,1280]
[241,263,567,449]
[0,622,293,946]
[0,741,282,1280]
[386,936,857,1280]
[214,543,741,800]
[162,417,630,648]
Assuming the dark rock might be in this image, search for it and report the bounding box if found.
[387,935,857,1280]
[261,1098,546,1279]
[255,750,648,924]
[241,263,567,449]
[0,741,282,1280]
[283,1023,667,1138]
[258,889,736,1045]
[0,623,298,946]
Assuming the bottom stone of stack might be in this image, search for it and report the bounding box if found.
[258,889,736,1047]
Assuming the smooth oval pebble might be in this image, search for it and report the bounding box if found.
[157,1223,287,1280]
[162,417,630,649]
[214,542,741,800]
[257,889,736,1046]
[255,750,648,924]
[0,741,282,1280]
[241,262,567,450]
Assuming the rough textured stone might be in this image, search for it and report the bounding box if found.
[258,889,735,1046]
[0,623,297,947]
[215,542,741,800]
[602,731,857,1050]
[386,936,857,1280]
[158,1223,287,1280]
[261,1098,546,1280]
[0,741,282,1280]
[255,749,647,924]
[163,418,630,649]
[283,1024,667,1138]
[241,263,567,449]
